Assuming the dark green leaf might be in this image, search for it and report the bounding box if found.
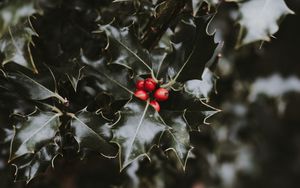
[206,5,228,44]
[192,0,219,17]
[159,42,186,82]
[12,143,60,183]
[69,109,117,158]
[183,42,222,100]
[66,64,85,92]
[160,111,192,170]
[9,109,61,161]
[8,72,66,102]
[192,0,204,17]
[0,0,42,37]
[184,67,216,99]
[154,17,198,83]
[160,91,220,131]
[0,23,38,73]
[151,29,174,78]
[184,100,220,131]
[99,24,152,75]
[111,98,166,170]
[81,53,134,100]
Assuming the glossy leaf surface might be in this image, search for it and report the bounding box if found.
[12,143,60,183]
[0,23,38,73]
[9,109,61,161]
[0,0,41,37]
[112,99,166,170]
[70,109,117,157]
[160,111,192,169]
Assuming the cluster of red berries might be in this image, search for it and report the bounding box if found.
[134,78,169,112]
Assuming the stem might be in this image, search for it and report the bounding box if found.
[54,93,68,104]
[36,102,64,115]
[66,112,75,118]
[141,0,188,50]
[0,69,7,77]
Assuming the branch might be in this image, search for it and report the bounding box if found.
[141,0,188,50]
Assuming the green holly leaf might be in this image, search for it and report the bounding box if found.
[192,0,219,16]
[9,109,61,161]
[184,42,222,100]
[8,72,66,103]
[206,3,230,44]
[0,23,39,73]
[151,18,199,84]
[111,98,166,170]
[12,143,60,183]
[66,64,85,92]
[192,0,204,16]
[236,0,294,47]
[159,42,186,82]
[98,24,153,75]
[184,100,220,131]
[161,91,220,131]
[159,111,192,170]
[184,68,216,100]
[0,0,42,37]
[69,109,117,158]
[81,53,134,100]
[151,28,174,78]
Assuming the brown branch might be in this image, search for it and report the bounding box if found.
[141,0,188,50]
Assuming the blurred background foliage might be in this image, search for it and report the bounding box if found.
[0,0,300,188]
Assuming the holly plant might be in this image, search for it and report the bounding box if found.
[0,0,293,184]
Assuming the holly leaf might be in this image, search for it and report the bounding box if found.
[9,109,61,161]
[184,100,220,131]
[184,42,222,100]
[111,98,166,170]
[151,28,174,78]
[81,53,134,100]
[159,111,192,170]
[12,143,60,183]
[192,0,219,16]
[8,72,66,102]
[160,42,186,81]
[192,0,204,16]
[161,91,220,131]
[69,109,117,158]
[236,0,294,47]
[0,23,39,73]
[206,3,233,44]
[0,0,42,37]
[98,24,152,75]
[151,18,200,83]
[66,64,85,92]
[184,67,216,100]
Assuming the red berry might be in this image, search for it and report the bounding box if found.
[144,78,157,91]
[135,80,145,90]
[150,100,160,112]
[134,90,149,101]
[154,88,169,101]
